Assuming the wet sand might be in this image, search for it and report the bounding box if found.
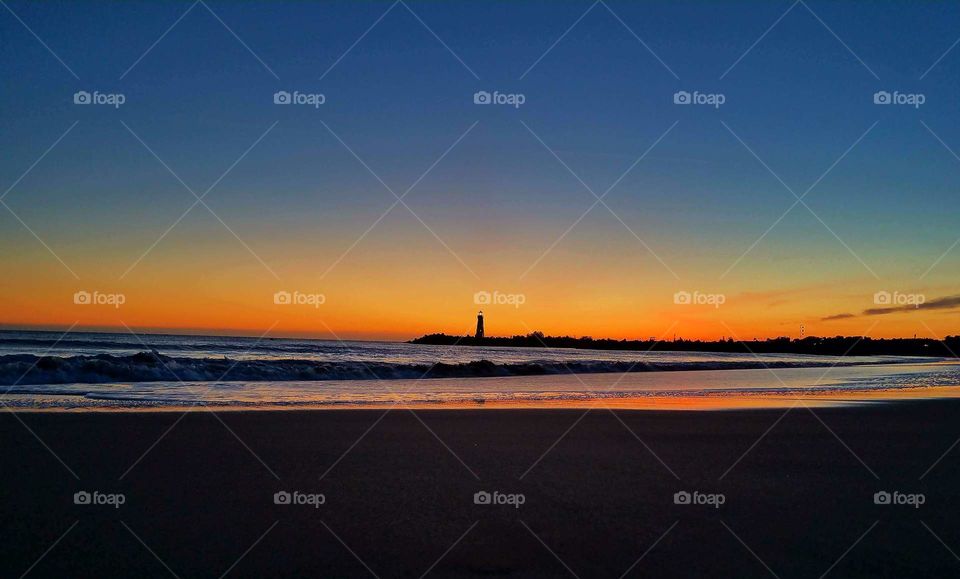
[3,400,960,577]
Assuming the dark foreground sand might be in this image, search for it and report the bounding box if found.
[3,401,960,578]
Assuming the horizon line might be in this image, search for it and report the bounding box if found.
[0,324,954,344]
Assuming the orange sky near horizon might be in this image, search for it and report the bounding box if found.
[2,241,956,342]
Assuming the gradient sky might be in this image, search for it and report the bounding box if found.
[1,0,959,341]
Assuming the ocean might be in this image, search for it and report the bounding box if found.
[0,330,956,409]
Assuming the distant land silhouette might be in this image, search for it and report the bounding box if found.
[410,332,960,358]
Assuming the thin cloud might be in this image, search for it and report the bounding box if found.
[822,294,960,321]
[822,313,856,321]
[864,294,960,316]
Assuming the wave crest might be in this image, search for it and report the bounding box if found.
[0,351,881,386]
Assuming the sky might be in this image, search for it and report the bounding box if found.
[1,0,959,341]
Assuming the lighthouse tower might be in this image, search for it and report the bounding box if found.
[475,310,484,339]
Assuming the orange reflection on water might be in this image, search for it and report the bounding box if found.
[20,385,960,413]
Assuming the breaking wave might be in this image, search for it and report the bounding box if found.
[0,351,898,386]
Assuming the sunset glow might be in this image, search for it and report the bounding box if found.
[2,3,958,342]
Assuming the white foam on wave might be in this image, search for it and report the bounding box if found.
[0,351,914,387]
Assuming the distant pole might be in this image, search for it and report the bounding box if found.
[475,310,484,339]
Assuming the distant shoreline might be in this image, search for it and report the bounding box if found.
[410,332,960,357]
[2,328,957,358]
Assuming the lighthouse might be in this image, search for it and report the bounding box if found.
[475,310,484,339]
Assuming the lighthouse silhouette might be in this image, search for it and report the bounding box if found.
[475,310,484,339]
